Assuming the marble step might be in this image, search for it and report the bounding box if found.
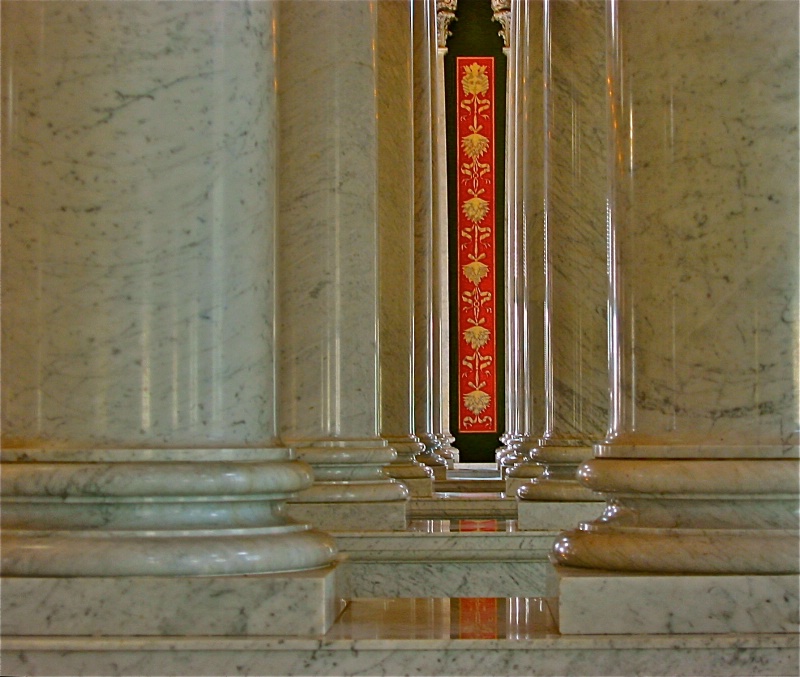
[434,478,508,492]
[4,597,795,676]
[334,526,558,597]
[409,493,517,520]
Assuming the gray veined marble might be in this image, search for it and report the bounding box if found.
[1,0,339,637]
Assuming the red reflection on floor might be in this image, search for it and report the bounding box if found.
[457,519,498,532]
[455,598,499,639]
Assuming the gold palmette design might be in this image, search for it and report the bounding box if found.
[459,62,493,427]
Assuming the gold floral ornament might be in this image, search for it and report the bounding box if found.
[462,260,489,285]
[463,324,490,350]
[461,132,489,159]
[462,63,490,97]
[462,196,489,223]
[463,389,491,414]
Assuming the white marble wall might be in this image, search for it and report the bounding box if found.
[1,0,337,584]
[607,0,798,449]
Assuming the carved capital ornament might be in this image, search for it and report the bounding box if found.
[490,0,512,48]
[436,0,458,49]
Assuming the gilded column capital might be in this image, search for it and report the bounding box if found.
[491,0,512,48]
[436,0,457,49]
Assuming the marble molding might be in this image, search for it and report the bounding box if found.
[1,0,339,639]
[276,0,414,516]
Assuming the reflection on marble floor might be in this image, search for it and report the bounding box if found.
[327,598,557,640]
[408,518,517,532]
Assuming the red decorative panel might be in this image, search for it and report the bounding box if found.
[456,57,497,433]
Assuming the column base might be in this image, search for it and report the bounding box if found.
[289,443,410,529]
[385,471,434,497]
[433,435,460,468]
[415,440,448,480]
[549,564,800,634]
[504,463,545,495]
[286,501,408,531]
[384,436,435,497]
[1,563,345,637]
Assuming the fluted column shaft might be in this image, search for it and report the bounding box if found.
[1,0,336,585]
[277,0,409,528]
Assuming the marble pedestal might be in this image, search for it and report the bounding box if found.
[1,564,345,637]
[550,565,800,635]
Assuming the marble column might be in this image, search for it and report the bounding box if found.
[495,0,524,471]
[1,0,340,638]
[497,0,547,479]
[511,0,607,521]
[277,0,410,531]
[383,0,435,499]
[551,0,800,634]
[412,0,449,486]
[427,0,461,470]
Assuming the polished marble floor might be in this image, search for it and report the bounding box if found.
[328,597,557,640]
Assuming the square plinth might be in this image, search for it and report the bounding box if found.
[1,563,345,637]
[286,501,408,531]
[516,500,604,530]
[550,565,800,634]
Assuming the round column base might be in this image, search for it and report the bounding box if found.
[0,448,338,576]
